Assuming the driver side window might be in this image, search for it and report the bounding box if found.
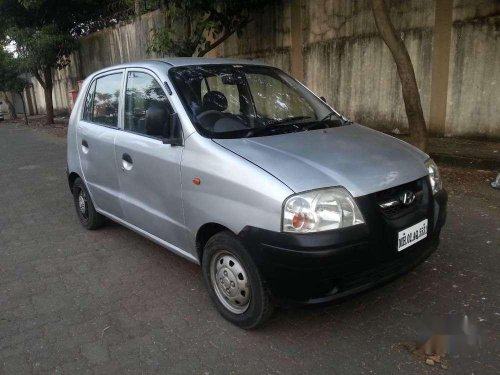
[124,71,173,137]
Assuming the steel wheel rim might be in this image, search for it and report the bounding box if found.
[78,189,89,219]
[210,250,251,314]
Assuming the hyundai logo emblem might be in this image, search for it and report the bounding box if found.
[400,191,416,206]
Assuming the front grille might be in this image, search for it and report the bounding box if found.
[375,177,427,218]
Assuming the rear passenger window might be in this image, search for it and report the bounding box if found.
[84,73,123,127]
[124,71,172,136]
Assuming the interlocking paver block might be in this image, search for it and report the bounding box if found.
[0,122,498,374]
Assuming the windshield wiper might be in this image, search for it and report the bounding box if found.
[299,119,341,131]
[266,116,312,126]
[244,116,312,138]
[321,111,352,124]
[244,113,350,137]
[245,123,300,138]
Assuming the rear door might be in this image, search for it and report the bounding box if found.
[114,69,188,250]
[77,71,124,218]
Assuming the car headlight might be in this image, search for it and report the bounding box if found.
[282,187,365,233]
[425,158,442,194]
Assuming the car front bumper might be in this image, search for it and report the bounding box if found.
[239,181,448,304]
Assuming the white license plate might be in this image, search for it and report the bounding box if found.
[397,219,428,252]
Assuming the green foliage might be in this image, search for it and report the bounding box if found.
[148,0,272,57]
[8,25,77,74]
[0,0,134,78]
[1,0,133,36]
[0,48,27,93]
[0,0,134,122]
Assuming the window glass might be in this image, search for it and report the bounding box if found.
[91,73,122,127]
[82,80,96,121]
[200,76,240,114]
[169,65,336,139]
[124,71,172,136]
[245,73,314,119]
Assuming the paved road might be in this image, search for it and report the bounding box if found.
[0,122,499,374]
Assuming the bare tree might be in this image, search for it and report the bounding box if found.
[371,0,427,151]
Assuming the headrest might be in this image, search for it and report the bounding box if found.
[202,90,228,112]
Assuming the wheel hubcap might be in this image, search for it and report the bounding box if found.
[210,251,250,314]
[78,190,88,219]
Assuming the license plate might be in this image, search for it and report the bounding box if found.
[397,219,428,252]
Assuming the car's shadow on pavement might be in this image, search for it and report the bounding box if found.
[102,216,434,335]
[87,169,497,375]
[2,122,497,374]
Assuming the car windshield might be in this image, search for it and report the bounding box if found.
[168,64,347,139]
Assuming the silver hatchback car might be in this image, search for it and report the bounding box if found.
[67,58,447,328]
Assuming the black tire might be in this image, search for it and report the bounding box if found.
[202,231,274,329]
[72,177,105,230]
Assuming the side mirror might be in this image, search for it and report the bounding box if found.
[145,106,182,146]
[162,113,182,146]
[145,106,167,137]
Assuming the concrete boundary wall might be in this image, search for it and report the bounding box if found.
[27,0,500,139]
[445,0,500,138]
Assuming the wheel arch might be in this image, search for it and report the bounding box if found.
[196,222,233,263]
[68,171,80,193]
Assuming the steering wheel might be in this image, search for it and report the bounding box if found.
[197,110,227,121]
[198,110,234,131]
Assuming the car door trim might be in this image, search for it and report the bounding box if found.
[96,208,199,264]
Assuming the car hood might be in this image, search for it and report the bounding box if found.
[213,124,429,197]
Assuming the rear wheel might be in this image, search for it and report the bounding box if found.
[202,231,273,329]
[72,177,105,230]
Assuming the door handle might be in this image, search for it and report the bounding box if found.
[122,153,133,171]
[81,140,89,154]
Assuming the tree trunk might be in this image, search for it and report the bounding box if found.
[43,86,54,125]
[134,0,142,16]
[2,92,17,119]
[42,67,54,125]
[18,92,29,125]
[371,0,427,151]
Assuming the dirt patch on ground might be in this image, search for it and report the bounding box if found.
[4,115,68,138]
[441,166,498,198]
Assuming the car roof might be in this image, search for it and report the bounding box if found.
[159,57,271,67]
[89,57,271,77]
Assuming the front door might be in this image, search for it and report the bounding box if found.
[114,70,187,250]
[77,71,124,218]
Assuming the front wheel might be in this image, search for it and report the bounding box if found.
[202,231,274,329]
